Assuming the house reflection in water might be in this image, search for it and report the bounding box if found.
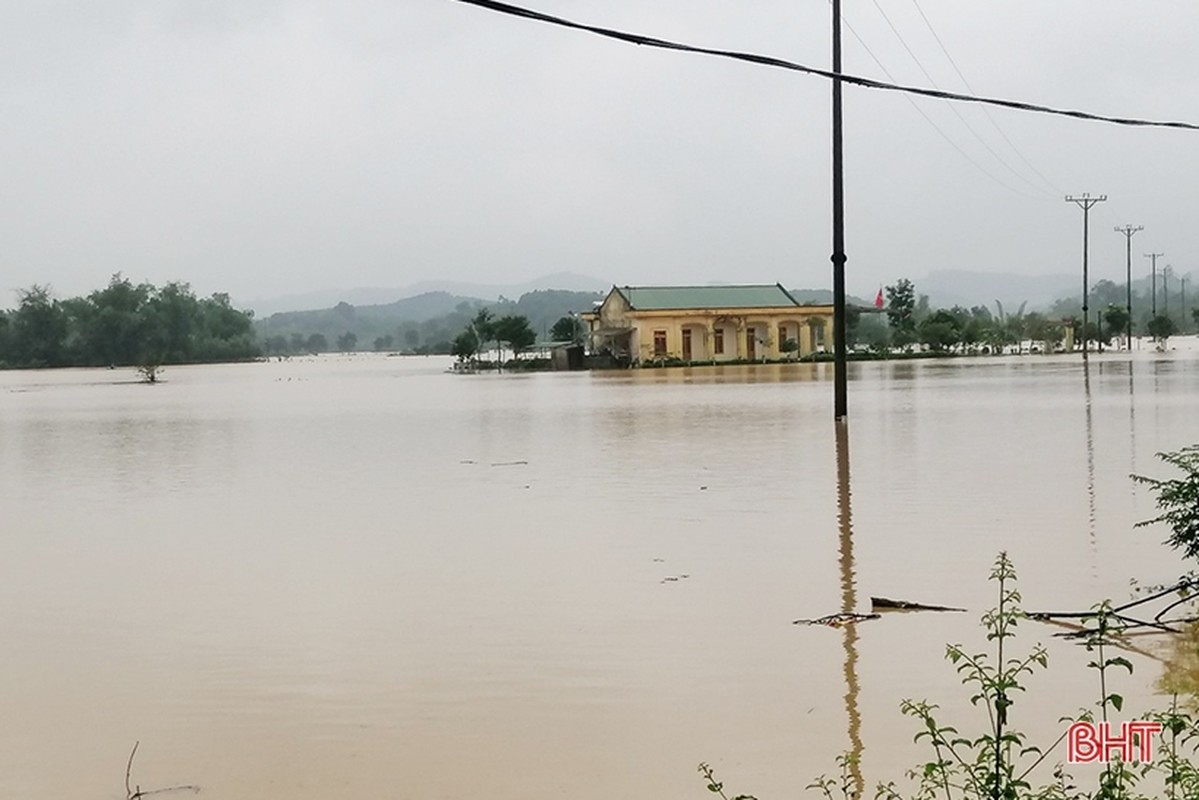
[581,284,836,366]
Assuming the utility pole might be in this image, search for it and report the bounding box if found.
[830,0,847,421]
[1145,252,1163,316]
[1164,265,1172,319]
[1183,275,1188,332]
[1066,194,1107,358]
[1114,225,1142,349]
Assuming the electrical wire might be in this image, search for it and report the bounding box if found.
[451,0,1199,132]
[908,0,1063,195]
[868,0,1055,198]
[840,12,1045,200]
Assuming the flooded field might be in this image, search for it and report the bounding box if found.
[3,344,1198,798]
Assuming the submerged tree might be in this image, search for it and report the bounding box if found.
[451,328,479,363]
[1148,314,1178,346]
[1,276,259,370]
[1103,304,1131,344]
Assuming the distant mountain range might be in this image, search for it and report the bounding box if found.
[243,271,609,316]
[243,268,1086,320]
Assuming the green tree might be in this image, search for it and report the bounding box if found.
[264,335,290,356]
[885,279,917,349]
[143,281,200,364]
[305,333,328,353]
[1102,304,1131,344]
[549,315,584,344]
[0,311,11,365]
[373,334,395,352]
[451,328,479,362]
[472,308,496,360]
[1148,314,1178,344]
[958,306,990,350]
[336,331,358,352]
[494,315,536,359]
[11,285,68,367]
[195,292,259,361]
[78,274,152,366]
[1134,445,1199,562]
[917,309,962,352]
[854,312,890,352]
[1023,313,1061,351]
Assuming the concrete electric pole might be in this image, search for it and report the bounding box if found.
[1066,194,1107,357]
[830,0,847,422]
[1114,225,1142,349]
[1145,252,1164,316]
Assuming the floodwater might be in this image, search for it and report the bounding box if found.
[2,343,1198,799]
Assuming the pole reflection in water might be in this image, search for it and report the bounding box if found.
[1128,361,1137,509]
[1084,359,1097,572]
[835,420,864,796]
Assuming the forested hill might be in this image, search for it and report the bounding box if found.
[255,289,604,354]
[0,277,259,369]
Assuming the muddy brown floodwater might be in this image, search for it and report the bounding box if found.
[2,344,1198,798]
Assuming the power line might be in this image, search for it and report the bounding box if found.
[451,0,1199,132]
[839,12,1043,199]
[868,0,1054,198]
[907,0,1063,196]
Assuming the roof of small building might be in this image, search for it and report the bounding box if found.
[613,283,803,311]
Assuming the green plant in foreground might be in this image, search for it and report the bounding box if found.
[1133,445,1199,562]
[803,553,1199,800]
[806,753,859,800]
[873,552,1056,800]
[698,762,758,800]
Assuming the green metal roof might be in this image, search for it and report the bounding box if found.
[615,284,802,311]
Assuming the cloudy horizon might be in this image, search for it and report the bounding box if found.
[4,1,1196,309]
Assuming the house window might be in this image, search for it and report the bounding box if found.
[713,327,724,355]
[653,329,667,356]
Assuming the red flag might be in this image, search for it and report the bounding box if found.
[874,287,884,309]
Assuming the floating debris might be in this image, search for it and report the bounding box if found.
[871,596,966,613]
[490,460,529,467]
[793,612,881,627]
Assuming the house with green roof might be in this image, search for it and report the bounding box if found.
[580,284,834,364]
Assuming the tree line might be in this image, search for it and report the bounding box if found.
[0,275,259,369]
[865,277,1197,354]
[258,289,603,357]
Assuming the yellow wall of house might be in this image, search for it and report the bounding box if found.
[621,307,835,362]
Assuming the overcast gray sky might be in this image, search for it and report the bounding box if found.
[3,0,1196,308]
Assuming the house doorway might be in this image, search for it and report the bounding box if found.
[682,328,692,361]
[746,327,756,360]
